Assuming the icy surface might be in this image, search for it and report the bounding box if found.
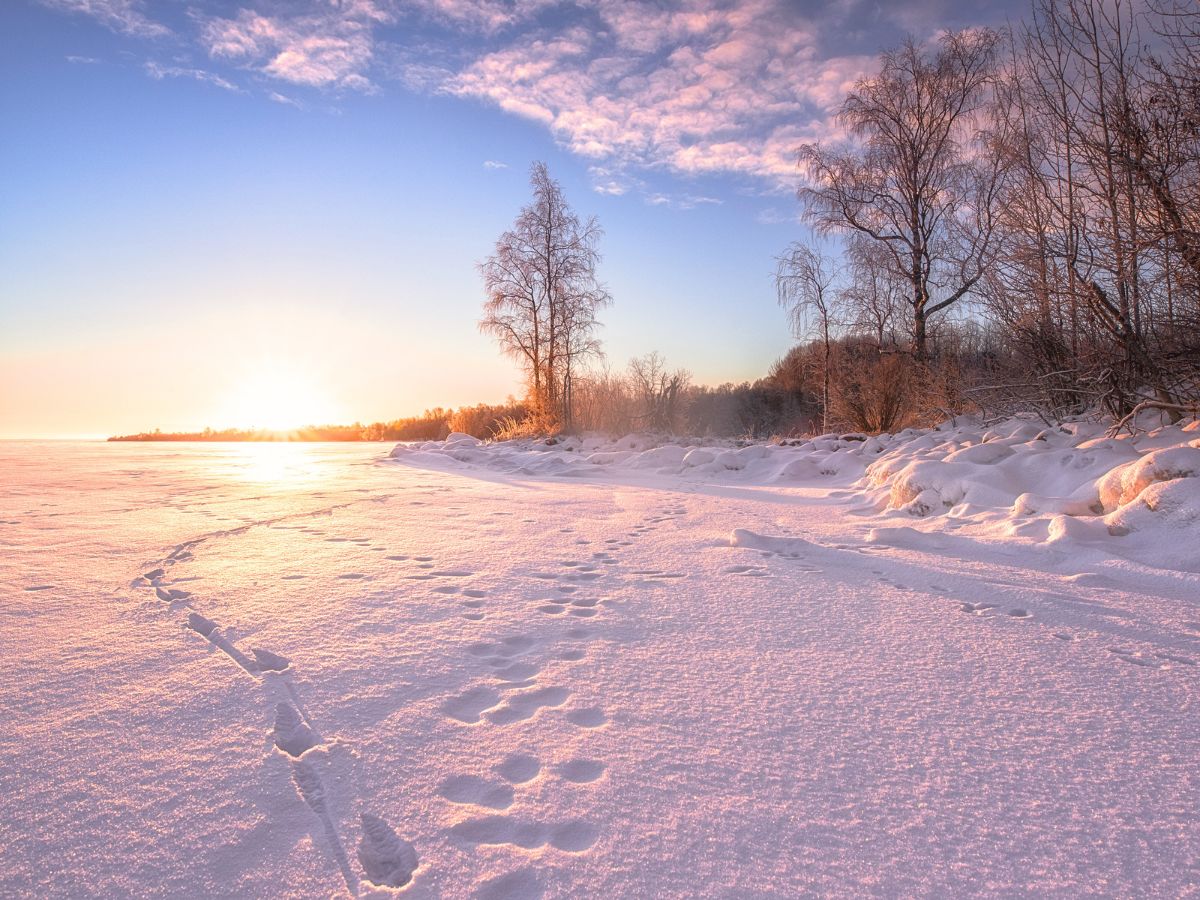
[2,436,1199,896]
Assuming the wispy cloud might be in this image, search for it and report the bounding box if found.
[144,61,242,93]
[646,192,723,210]
[66,55,101,64]
[445,0,875,181]
[200,5,386,92]
[268,90,305,109]
[483,159,508,169]
[40,0,169,38]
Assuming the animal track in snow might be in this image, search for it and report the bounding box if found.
[1008,608,1032,619]
[450,816,598,852]
[444,686,503,724]
[1108,648,1162,668]
[557,759,606,783]
[474,867,543,900]
[439,775,515,810]
[565,707,608,728]
[486,686,570,724]
[492,661,540,683]
[960,602,996,616]
[495,754,541,783]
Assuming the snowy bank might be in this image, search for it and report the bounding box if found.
[391,417,1200,573]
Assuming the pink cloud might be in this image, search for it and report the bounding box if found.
[446,0,877,182]
[201,6,384,91]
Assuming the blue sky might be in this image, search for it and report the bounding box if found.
[0,0,1018,437]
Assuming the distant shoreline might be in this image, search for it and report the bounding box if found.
[107,428,374,442]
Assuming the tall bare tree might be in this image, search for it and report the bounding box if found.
[479,162,610,428]
[798,30,1004,360]
[777,243,840,431]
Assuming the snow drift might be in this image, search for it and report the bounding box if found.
[391,415,1200,573]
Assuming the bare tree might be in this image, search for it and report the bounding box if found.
[776,243,840,431]
[479,162,610,428]
[628,353,691,432]
[798,30,1004,360]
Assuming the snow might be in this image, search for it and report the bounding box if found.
[2,430,1199,897]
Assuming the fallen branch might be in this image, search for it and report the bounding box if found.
[1107,401,1200,438]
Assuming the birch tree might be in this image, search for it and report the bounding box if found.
[479,162,610,427]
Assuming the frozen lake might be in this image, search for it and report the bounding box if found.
[2,439,1198,896]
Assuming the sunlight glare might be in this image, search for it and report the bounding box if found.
[220,363,340,432]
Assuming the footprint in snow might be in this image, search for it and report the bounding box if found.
[444,687,502,724]
[359,813,419,889]
[556,759,606,783]
[473,867,543,900]
[492,661,540,683]
[440,775,514,810]
[960,602,996,616]
[565,707,608,728]
[272,702,321,757]
[1108,648,1162,668]
[450,816,597,852]
[486,686,570,725]
[252,647,290,672]
[495,754,541,783]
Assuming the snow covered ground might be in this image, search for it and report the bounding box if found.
[2,425,1199,897]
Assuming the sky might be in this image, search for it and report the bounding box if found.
[0,0,1021,438]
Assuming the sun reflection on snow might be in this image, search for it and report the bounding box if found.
[225,442,326,485]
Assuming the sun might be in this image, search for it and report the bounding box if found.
[220,363,340,432]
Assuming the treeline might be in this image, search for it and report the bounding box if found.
[108,425,368,442]
[110,401,533,442]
